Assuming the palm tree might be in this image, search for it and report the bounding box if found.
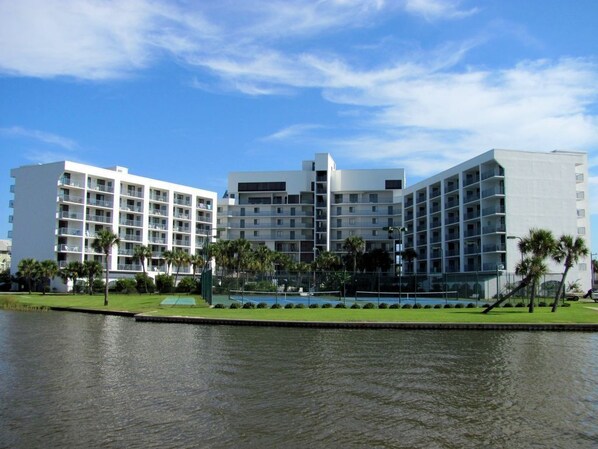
[39,260,59,295]
[92,229,120,306]
[161,250,175,276]
[83,260,103,295]
[133,245,152,293]
[552,235,588,312]
[189,253,205,281]
[254,245,274,277]
[343,236,365,274]
[18,258,40,294]
[232,239,251,288]
[172,250,190,286]
[483,228,556,314]
[59,261,83,294]
[400,248,418,273]
[313,251,341,272]
[518,228,557,313]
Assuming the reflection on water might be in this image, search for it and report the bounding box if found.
[0,310,597,448]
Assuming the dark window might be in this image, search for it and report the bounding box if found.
[238,182,286,192]
[385,180,402,189]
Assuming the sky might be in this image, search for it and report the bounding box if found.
[1,0,598,248]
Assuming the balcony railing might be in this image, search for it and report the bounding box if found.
[59,211,84,220]
[58,194,84,204]
[150,194,169,202]
[482,187,505,198]
[57,244,80,252]
[87,183,114,193]
[174,198,191,206]
[119,219,143,227]
[149,237,166,244]
[87,199,113,208]
[58,227,82,236]
[58,178,83,188]
[148,223,167,230]
[120,204,143,213]
[119,234,142,242]
[122,190,143,198]
[149,209,168,216]
[87,214,112,223]
[117,263,142,271]
[173,239,191,246]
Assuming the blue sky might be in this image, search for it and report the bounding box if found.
[1,0,598,247]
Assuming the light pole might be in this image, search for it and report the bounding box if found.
[496,263,505,302]
[312,246,319,296]
[432,245,444,299]
[383,226,408,300]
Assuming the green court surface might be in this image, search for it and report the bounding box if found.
[160,296,196,306]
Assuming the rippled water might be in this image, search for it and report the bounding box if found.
[1,310,597,449]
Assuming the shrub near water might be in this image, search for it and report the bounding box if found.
[0,296,48,311]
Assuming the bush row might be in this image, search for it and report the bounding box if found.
[215,302,482,309]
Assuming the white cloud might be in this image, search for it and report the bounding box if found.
[0,126,78,150]
[403,0,478,21]
[261,124,324,141]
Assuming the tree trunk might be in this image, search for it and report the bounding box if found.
[528,280,536,313]
[552,266,570,312]
[482,277,531,314]
[104,255,109,306]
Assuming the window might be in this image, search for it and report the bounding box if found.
[277,207,282,214]
[577,209,586,218]
[277,219,283,226]
[337,219,342,227]
[385,179,402,189]
[254,219,259,225]
[277,231,283,237]
[372,230,378,236]
[238,181,286,192]
[349,194,358,203]
[335,194,343,203]
[337,231,342,239]
[349,218,356,225]
[372,218,378,224]
[579,263,587,271]
[578,227,586,235]
[337,207,342,215]
[254,230,259,237]
[349,206,355,213]
[254,207,259,214]
[240,231,245,238]
[372,206,377,212]
[369,193,378,203]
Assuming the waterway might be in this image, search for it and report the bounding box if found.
[0,310,597,448]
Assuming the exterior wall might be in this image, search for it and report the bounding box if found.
[224,153,405,263]
[0,239,11,272]
[9,161,217,291]
[402,149,591,291]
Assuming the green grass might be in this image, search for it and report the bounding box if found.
[4,293,598,324]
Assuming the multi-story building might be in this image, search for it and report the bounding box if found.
[9,161,217,290]
[220,149,591,291]
[0,239,10,272]
[222,153,405,263]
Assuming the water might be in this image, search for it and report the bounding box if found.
[1,310,597,449]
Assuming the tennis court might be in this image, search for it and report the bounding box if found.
[160,296,197,306]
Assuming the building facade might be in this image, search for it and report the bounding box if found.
[220,149,591,291]
[0,239,10,272]
[220,153,405,263]
[9,161,217,289]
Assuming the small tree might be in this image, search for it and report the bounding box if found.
[551,235,588,312]
[39,260,59,295]
[133,245,153,293]
[18,258,40,294]
[83,260,103,295]
[92,229,120,306]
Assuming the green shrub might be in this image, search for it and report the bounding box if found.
[402,303,413,309]
[176,277,198,293]
[434,304,442,309]
[213,303,225,308]
[295,303,305,309]
[538,301,548,307]
[350,303,361,309]
[284,303,295,309]
[424,304,433,309]
[155,274,174,294]
[503,302,513,308]
[91,279,105,294]
[309,303,320,308]
[515,302,525,308]
[134,273,156,293]
[115,278,138,294]
[466,303,475,308]
[256,302,268,309]
[378,303,388,309]
[271,303,282,309]
[454,303,464,309]
[443,303,454,309]
[562,303,571,307]
[413,303,422,309]
[363,302,375,309]
[229,302,241,309]
[322,303,332,308]
[389,303,399,309]
[335,303,347,308]
[242,302,255,309]
[243,280,277,292]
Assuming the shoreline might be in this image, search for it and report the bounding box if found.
[45,306,598,331]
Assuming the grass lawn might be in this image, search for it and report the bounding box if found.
[3,293,598,324]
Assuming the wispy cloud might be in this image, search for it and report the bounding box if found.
[403,0,478,21]
[261,124,324,141]
[0,126,78,150]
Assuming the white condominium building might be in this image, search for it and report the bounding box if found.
[9,161,217,287]
[220,149,591,290]
[220,153,405,263]
[402,149,590,286]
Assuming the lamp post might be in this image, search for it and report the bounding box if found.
[383,226,407,300]
[432,245,445,299]
[312,246,319,296]
[496,263,504,302]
